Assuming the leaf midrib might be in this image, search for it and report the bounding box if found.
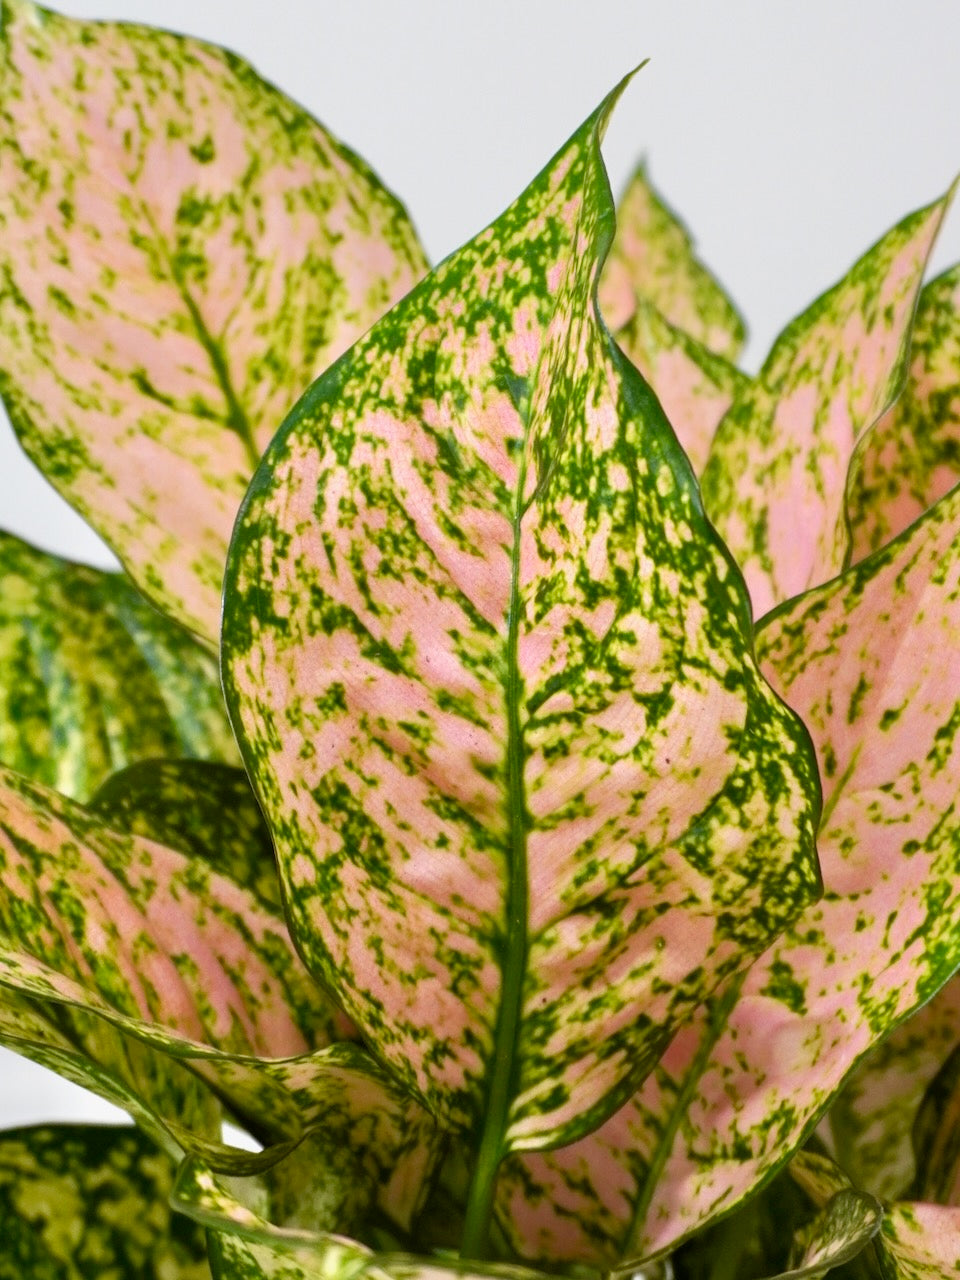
[460,419,531,1260]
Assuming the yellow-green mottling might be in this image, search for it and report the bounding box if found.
[0,1123,209,1279]
[0,531,238,801]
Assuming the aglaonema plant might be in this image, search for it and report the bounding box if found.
[0,4,958,1279]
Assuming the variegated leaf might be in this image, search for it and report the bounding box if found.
[792,1147,960,1280]
[0,1123,209,1279]
[615,297,748,473]
[90,758,281,910]
[701,195,949,618]
[176,1155,547,1280]
[910,1040,960,1206]
[0,763,372,1157]
[847,265,960,560]
[490,474,960,1264]
[880,1204,960,1279]
[0,0,427,645]
[0,529,237,800]
[828,975,960,1200]
[221,78,821,1254]
[600,162,746,360]
[766,1189,881,1280]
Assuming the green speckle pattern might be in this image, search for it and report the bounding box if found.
[701,196,949,618]
[600,162,746,361]
[847,264,960,560]
[90,758,281,911]
[0,0,427,643]
[0,530,238,801]
[0,764,357,1153]
[615,297,748,474]
[0,1123,209,1280]
[222,76,820,1178]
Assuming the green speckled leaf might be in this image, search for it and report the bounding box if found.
[90,758,281,911]
[178,1153,548,1280]
[847,265,960,560]
[0,530,237,800]
[763,1188,881,1280]
[828,976,960,1201]
[615,297,748,473]
[0,1123,209,1280]
[0,763,363,1157]
[488,473,960,1265]
[880,1204,960,1279]
[221,79,821,1249]
[910,1039,960,1206]
[701,195,949,617]
[0,0,427,645]
[600,162,746,360]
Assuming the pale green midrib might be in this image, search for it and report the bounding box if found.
[459,449,531,1261]
[140,203,261,473]
[819,744,861,833]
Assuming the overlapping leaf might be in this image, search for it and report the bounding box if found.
[847,265,960,560]
[488,473,960,1266]
[0,1123,209,1279]
[701,196,949,617]
[90,758,281,909]
[614,298,748,473]
[600,163,746,360]
[828,975,960,1200]
[222,77,821,1260]
[176,1154,548,1280]
[0,763,367,1155]
[0,530,237,800]
[0,0,427,644]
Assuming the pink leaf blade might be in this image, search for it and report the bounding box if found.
[614,297,748,474]
[0,0,427,644]
[600,162,746,360]
[701,194,950,616]
[847,265,960,561]
[222,74,820,1175]
[489,474,960,1263]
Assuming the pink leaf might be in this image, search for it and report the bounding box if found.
[701,195,949,617]
[0,0,427,644]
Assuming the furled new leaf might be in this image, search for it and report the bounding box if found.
[600,162,746,360]
[489,474,960,1264]
[847,265,960,560]
[0,530,237,800]
[615,297,748,473]
[701,195,949,617]
[222,76,821,1232]
[0,1123,209,1279]
[90,758,281,910]
[0,0,427,644]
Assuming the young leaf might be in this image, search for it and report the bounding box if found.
[615,297,748,473]
[701,195,949,618]
[847,265,960,560]
[0,0,427,645]
[0,530,238,800]
[222,73,820,1221]
[89,758,282,910]
[600,162,746,360]
[0,1123,209,1280]
[828,976,960,1200]
[490,473,960,1264]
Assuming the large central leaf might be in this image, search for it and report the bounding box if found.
[222,79,820,1211]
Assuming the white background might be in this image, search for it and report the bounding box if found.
[3,0,960,1127]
